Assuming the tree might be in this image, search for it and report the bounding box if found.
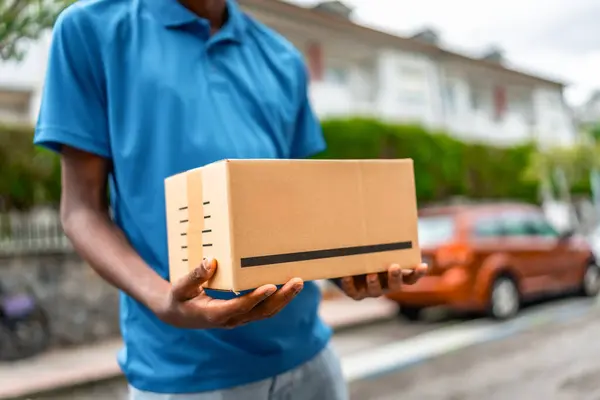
[590,123,600,143]
[0,0,72,61]
[524,143,600,200]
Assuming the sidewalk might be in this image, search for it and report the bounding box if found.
[322,296,398,331]
[0,297,398,400]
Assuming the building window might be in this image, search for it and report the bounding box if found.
[444,83,456,114]
[544,93,561,108]
[324,67,348,85]
[509,96,535,125]
[493,86,507,122]
[350,67,376,103]
[305,41,323,82]
[399,65,425,80]
[470,88,482,111]
[398,90,426,105]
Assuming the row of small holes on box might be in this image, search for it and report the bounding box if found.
[179,201,212,262]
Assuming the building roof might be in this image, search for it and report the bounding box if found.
[240,0,566,88]
[310,1,354,19]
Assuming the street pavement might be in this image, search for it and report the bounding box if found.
[348,296,600,400]
[3,294,600,399]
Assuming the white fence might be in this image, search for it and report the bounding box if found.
[0,210,71,255]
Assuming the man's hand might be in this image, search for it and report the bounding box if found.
[156,258,303,329]
[337,263,428,301]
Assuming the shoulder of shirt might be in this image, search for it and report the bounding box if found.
[52,0,134,62]
[241,12,305,66]
[54,0,130,36]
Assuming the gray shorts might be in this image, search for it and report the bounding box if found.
[128,345,348,400]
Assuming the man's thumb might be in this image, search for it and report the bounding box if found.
[172,258,217,301]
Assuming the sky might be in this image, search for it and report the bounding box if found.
[289,0,600,107]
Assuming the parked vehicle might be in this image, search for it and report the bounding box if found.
[386,202,599,321]
[587,224,600,260]
[0,285,50,361]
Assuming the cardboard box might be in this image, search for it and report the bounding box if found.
[165,159,421,292]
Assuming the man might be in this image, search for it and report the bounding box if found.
[34,0,428,399]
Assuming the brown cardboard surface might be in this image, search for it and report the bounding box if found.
[165,159,422,292]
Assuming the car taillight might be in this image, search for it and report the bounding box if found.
[435,242,473,268]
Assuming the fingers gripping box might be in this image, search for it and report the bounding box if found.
[165,159,422,292]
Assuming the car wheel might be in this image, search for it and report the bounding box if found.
[488,276,520,320]
[581,263,600,297]
[398,305,422,322]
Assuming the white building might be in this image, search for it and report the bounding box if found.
[577,91,600,127]
[0,35,49,125]
[0,0,576,148]
[243,0,576,148]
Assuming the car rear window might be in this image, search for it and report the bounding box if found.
[418,215,456,247]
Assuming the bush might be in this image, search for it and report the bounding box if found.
[0,124,60,211]
[0,118,581,210]
[316,117,540,204]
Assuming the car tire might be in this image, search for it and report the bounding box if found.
[580,263,600,297]
[398,305,422,322]
[488,275,520,320]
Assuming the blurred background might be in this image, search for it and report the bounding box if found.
[2,0,600,399]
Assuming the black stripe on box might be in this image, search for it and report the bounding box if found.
[240,241,412,268]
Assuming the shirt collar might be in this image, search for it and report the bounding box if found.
[143,0,246,43]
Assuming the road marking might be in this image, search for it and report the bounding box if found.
[342,324,494,382]
[341,299,597,382]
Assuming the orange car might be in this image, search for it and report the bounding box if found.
[386,202,599,320]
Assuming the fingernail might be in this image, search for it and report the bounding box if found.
[203,257,214,271]
[264,287,276,297]
[293,283,303,293]
[368,275,378,283]
[392,268,402,277]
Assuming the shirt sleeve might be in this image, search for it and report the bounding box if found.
[289,56,327,159]
[33,6,111,159]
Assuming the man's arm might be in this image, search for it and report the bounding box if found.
[59,146,170,314]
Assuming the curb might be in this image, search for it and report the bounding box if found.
[329,311,397,333]
[0,365,123,400]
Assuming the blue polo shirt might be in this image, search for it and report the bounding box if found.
[34,0,331,394]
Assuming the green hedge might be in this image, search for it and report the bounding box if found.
[315,118,540,204]
[0,124,60,211]
[0,118,588,210]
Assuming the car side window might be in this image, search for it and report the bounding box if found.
[499,213,533,237]
[528,216,559,237]
[473,217,503,237]
[472,211,555,238]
